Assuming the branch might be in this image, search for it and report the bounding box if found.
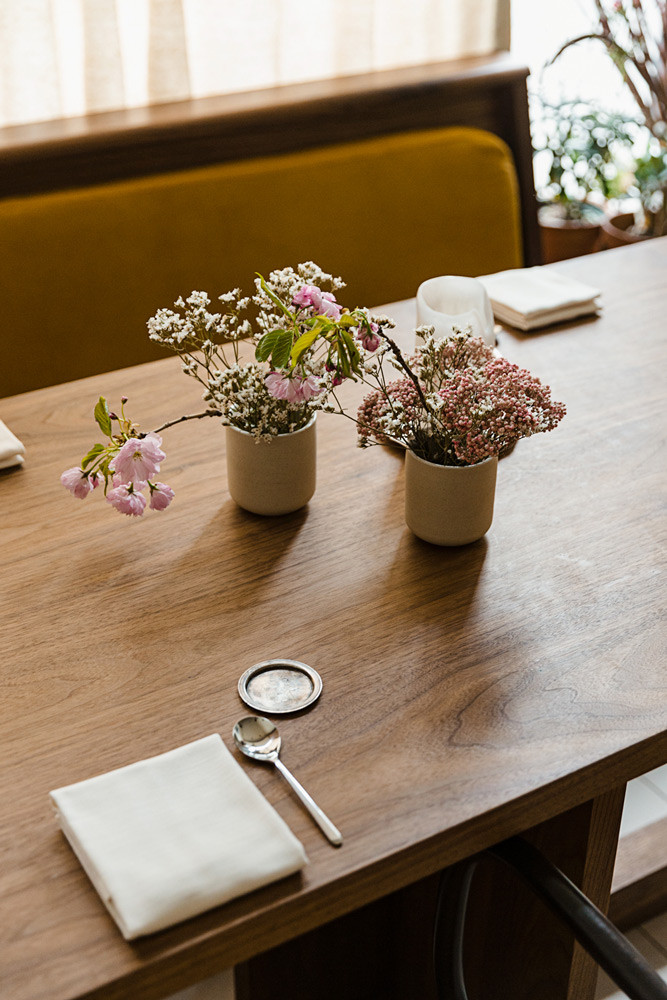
[149,409,222,434]
[378,331,431,413]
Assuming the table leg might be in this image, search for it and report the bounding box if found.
[236,786,625,1000]
[462,785,626,1000]
[234,876,441,1000]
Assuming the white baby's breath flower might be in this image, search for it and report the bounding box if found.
[369,313,396,329]
[145,262,372,437]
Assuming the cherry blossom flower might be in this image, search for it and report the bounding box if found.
[265,371,323,403]
[291,284,320,308]
[149,482,175,511]
[355,322,381,352]
[325,361,345,386]
[292,284,342,320]
[316,294,342,321]
[110,433,165,484]
[60,467,96,499]
[106,482,147,517]
[64,264,394,516]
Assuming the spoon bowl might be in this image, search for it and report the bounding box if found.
[232,715,343,847]
[233,716,281,761]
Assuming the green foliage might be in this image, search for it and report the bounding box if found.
[255,328,293,368]
[80,443,105,469]
[532,98,638,218]
[256,274,290,316]
[93,396,112,437]
[336,330,362,378]
[630,141,667,235]
[290,325,323,366]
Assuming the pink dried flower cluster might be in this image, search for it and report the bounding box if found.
[356,332,566,466]
[436,358,567,465]
[357,379,423,447]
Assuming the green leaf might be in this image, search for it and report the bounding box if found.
[335,342,352,378]
[340,329,363,374]
[255,331,275,363]
[80,443,105,470]
[98,455,114,494]
[290,326,321,366]
[94,397,112,437]
[255,328,293,368]
[256,274,291,316]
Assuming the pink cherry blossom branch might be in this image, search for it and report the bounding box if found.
[150,409,222,435]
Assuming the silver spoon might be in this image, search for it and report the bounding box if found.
[233,716,343,847]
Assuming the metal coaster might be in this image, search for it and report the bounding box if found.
[238,659,323,714]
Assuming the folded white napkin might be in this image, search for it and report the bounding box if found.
[0,418,25,469]
[478,268,601,331]
[50,734,308,939]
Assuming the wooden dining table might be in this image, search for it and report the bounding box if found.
[1,238,666,1000]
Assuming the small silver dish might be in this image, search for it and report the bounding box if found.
[238,659,323,714]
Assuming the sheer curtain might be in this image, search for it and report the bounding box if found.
[0,0,510,128]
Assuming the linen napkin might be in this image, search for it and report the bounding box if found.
[0,418,25,469]
[478,268,601,331]
[50,734,308,939]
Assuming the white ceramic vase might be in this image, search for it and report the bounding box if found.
[225,416,316,516]
[415,275,495,348]
[404,451,498,546]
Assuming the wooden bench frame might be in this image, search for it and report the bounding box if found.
[0,52,541,266]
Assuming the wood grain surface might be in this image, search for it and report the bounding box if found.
[1,240,666,1000]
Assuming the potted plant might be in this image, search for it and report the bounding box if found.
[331,328,567,546]
[61,266,567,544]
[60,262,377,517]
[531,96,638,261]
[552,0,667,240]
[602,133,667,243]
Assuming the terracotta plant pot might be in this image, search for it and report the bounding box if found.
[601,212,650,250]
[225,416,316,515]
[404,451,498,546]
[538,204,605,263]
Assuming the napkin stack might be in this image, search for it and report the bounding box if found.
[0,418,25,469]
[50,734,308,939]
[478,267,601,331]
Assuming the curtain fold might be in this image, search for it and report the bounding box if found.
[0,0,510,128]
[0,0,62,125]
[148,0,190,104]
[83,0,125,112]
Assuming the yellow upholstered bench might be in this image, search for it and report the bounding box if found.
[0,126,522,397]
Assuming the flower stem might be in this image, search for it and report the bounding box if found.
[150,410,222,434]
[379,331,431,413]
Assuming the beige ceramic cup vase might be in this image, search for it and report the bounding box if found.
[225,416,316,516]
[404,450,498,546]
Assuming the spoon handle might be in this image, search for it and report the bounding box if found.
[273,758,343,847]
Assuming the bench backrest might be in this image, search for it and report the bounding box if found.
[0,125,522,396]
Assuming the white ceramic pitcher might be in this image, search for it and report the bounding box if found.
[415,275,495,347]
